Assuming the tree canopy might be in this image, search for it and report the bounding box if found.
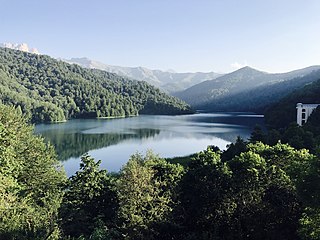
[1,104,318,239]
[0,104,66,239]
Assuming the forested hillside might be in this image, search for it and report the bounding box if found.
[264,77,320,129]
[201,69,320,113]
[230,76,320,162]
[0,47,193,123]
[175,66,320,112]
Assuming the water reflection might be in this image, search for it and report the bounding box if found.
[35,113,264,175]
[37,128,160,161]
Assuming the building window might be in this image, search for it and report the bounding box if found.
[302,109,306,112]
[302,120,306,124]
[302,113,306,119]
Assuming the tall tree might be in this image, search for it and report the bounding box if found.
[117,151,184,239]
[59,154,118,239]
[177,146,233,239]
[0,104,66,240]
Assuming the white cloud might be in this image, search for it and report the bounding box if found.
[0,42,40,54]
[30,48,40,54]
[17,43,29,52]
[230,61,248,70]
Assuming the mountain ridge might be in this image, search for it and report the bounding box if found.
[64,57,223,93]
[175,65,320,110]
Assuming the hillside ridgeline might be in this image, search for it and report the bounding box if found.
[0,47,193,123]
[175,66,320,112]
[65,57,223,93]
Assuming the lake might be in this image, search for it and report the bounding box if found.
[35,113,264,176]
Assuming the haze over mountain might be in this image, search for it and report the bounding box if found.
[65,57,223,93]
[0,42,39,54]
[175,65,320,112]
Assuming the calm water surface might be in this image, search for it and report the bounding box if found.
[35,113,264,176]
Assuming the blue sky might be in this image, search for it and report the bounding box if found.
[1,0,320,73]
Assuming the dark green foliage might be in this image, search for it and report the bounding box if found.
[307,106,320,126]
[304,107,320,138]
[259,84,320,240]
[172,142,306,240]
[0,47,193,123]
[176,147,233,239]
[297,156,320,240]
[282,123,315,150]
[297,156,320,208]
[299,207,320,240]
[221,136,247,161]
[249,125,266,143]
[264,78,320,129]
[265,129,282,146]
[257,88,320,240]
[0,104,66,240]
[258,87,320,153]
[59,154,118,239]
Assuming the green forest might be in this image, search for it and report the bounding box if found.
[265,78,320,129]
[1,102,319,240]
[256,77,320,156]
[0,48,193,123]
[201,70,320,113]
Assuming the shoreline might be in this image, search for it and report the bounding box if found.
[96,114,138,119]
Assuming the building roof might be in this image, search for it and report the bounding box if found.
[301,104,320,108]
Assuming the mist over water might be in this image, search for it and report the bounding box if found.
[35,113,264,176]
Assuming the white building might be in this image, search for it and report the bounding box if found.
[296,103,320,126]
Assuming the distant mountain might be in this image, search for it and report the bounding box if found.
[175,66,320,111]
[0,47,193,123]
[0,42,39,54]
[64,57,222,92]
[204,68,320,113]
